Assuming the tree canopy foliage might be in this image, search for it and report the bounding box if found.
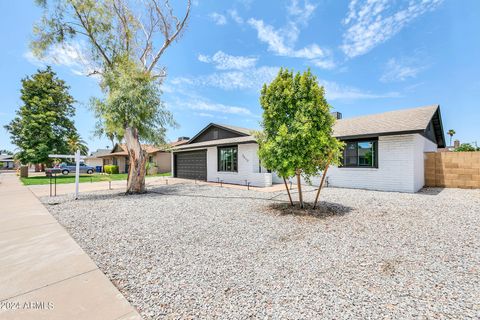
[90,59,176,146]
[4,67,85,165]
[31,0,191,193]
[454,143,479,152]
[256,68,344,207]
[257,68,343,178]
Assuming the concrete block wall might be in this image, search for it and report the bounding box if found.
[425,151,480,188]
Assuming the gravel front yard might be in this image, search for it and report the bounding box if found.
[42,184,480,319]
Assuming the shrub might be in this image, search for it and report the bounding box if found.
[104,165,119,174]
[146,161,158,175]
[454,143,478,152]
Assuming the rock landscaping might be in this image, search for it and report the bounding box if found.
[42,184,480,319]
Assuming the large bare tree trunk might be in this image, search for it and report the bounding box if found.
[296,169,304,208]
[124,126,147,194]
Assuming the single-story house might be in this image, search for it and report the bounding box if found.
[84,149,112,169]
[0,154,16,169]
[95,141,189,174]
[171,105,445,193]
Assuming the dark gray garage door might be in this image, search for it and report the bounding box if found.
[174,150,207,180]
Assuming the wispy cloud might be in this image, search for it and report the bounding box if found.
[228,9,244,24]
[171,66,279,91]
[380,57,427,82]
[194,112,216,118]
[198,51,258,70]
[170,63,398,101]
[342,0,443,58]
[246,0,335,69]
[166,90,255,118]
[188,101,253,116]
[287,0,316,24]
[319,79,400,100]
[24,41,97,76]
[209,12,227,25]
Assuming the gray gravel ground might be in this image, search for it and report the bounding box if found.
[42,184,480,319]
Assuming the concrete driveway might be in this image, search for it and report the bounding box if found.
[0,173,141,320]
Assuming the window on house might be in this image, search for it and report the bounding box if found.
[342,140,378,168]
[218,146,238,172]
[149,155,153,163]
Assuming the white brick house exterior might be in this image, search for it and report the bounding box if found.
[326,134,438,193]
[172,105,445,193]
[205,143,272,187]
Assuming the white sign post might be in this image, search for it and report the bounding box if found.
[74,149,81,199]
[49,149,86,200]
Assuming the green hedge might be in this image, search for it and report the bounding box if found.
[104,165,119,174]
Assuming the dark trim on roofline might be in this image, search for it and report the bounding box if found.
[432,106,446,148]
[187,123,250,144]
[174,139,256,151]
[334,129,425,141]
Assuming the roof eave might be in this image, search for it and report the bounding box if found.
[173,137,257,151]
[334,129,426,140]
[187,123,250,144]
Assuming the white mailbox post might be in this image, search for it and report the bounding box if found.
[49,149,86,199]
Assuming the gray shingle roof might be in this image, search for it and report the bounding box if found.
[216,124,253,135]
[332,105,439,138]
[0,154,14,161]
[89,149,112,158]
[174,136,256,150]
[174,105,442,150]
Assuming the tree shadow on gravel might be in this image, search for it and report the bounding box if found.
[266,201,353,219]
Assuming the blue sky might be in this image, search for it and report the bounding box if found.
[1,0,479,152]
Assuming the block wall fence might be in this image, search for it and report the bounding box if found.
[425,152,480,188]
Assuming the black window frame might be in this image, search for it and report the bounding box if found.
[217,145,238,172]
[341,138,378,168]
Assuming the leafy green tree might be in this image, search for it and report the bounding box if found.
[256,68,344,208]
[32,0,191,193]
[454,143,477,152]
[4,67,83,166]
[447,129,456,147]
[0,150,13,155]
[91,60,175,191]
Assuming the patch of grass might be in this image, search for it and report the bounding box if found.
[20,172,170,186]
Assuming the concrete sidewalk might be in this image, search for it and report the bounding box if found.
[0,173,141,320]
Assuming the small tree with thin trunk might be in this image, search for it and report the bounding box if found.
[256,68,343,208]
[32,0,191,193]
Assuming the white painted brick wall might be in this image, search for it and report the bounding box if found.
[174,133,437,192]
[207,143,272,187]
[326,134,437,193]
[413,134,438,191]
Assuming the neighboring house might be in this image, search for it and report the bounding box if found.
[84,149,112,169]
[171,105,445,193]
[96,143,178,174]
[0,154,15,169]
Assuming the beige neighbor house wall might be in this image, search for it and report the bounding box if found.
[84,158,104,168]
[425,151,480,188]
[155,152,171,173]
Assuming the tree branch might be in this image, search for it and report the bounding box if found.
[71,2,112,67]
[147,0,191,73]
